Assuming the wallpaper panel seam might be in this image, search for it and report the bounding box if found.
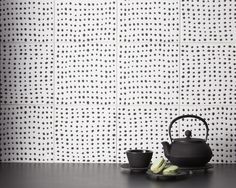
[178,0,181,137]
[53,0,56,163]
[115,0,119,164]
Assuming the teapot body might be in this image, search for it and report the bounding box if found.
[167,141,213,167]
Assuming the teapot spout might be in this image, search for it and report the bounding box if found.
[162,141,171,159]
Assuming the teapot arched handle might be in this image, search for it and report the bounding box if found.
[169,114,209,143]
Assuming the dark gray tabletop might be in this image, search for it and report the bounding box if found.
[0,163,235,188]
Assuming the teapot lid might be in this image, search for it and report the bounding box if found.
[173,130,206,143]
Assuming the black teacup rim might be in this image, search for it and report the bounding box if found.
[126,149,153,154]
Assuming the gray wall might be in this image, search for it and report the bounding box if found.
[0,0,235,163]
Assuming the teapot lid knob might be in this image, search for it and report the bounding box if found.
[185,130,192,138]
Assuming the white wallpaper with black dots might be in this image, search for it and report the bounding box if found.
[55,43,116,106]
[0,105,54,162]
[0,0,235,163]
[0,0,54,42]
[117,107,179,163]
[118,43,179,106]
[1,43,54,105]
[55,106,116,163]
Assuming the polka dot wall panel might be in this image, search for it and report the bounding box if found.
[180,107,236,163]
[180,44,236,105]
[0,0,54,42]
[117,107,179,163]
[118,43,179,106]
[55,43,116,105]
[55,106,116,163]
[55,0,116,42]
[181,0,236,42]
[118,0,179,43]
[0,43,54,105]
[0,0,235,163]
[0,105,53,162]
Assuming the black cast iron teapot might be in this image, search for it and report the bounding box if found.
[162,115,213,167]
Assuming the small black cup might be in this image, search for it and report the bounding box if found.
[126,149,153,168]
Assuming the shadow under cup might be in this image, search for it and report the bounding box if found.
[126,150,153,168]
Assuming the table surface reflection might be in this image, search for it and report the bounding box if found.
[0,163,235,188]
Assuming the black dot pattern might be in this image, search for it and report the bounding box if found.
[0,43,54,104]
[55,107,116,163]
[0,0,54,42]
[119,0,179,42]
[0,0,235,164]
[181,0,236,42]
[180,107,236,164]
[56,0,116,42]
[119,43,179,105]
[56,43,116,105]
[117,107,179,163]
[180,44,236,105]
[153,0,179,42]
[0,105,53,162]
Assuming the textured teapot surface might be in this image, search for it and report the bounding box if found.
[170,137,213,158]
